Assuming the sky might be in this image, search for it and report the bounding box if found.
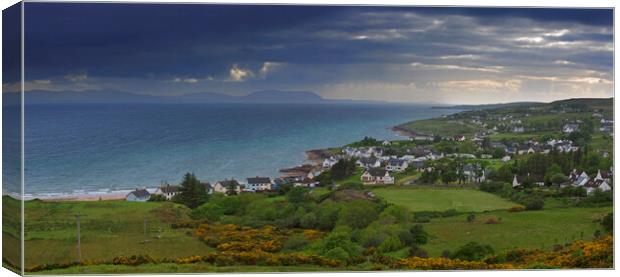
[3,3,614,104]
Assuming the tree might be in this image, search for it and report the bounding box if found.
[419,169,439,184]
[331,159,357,180]
[441,170,458,184]
[409,245,429,258]
[550,173,568,186]
[378,236,403,253]
[287,187,309,204]
[173,172,208,208]
[337,200,378,229]
[226,182,239,196]
[409,224,428,245]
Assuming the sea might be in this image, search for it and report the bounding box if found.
[6,103,455,197]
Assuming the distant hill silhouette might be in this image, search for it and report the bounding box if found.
[13,89,376,104]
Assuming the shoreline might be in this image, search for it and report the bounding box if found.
[9,114,437,202]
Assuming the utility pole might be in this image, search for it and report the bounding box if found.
[143,217,149,242]
[76,214,81,263]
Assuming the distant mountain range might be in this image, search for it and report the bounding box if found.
[7,89,388,105]
[431,102,544,110]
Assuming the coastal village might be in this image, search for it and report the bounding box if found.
[7,98,614,274]
[126,98,613,202]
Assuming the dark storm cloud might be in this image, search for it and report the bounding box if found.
[14,3,613,104]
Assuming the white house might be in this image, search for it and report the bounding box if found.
[246,176,272,191]
[594,169,612,183]
[563,124,579,133]
[322,157,339,168]
[568,170,590,187]
[411,132,434,141]
[294,178,319,188]
[153,184,180,200]
[512,175,522,188]
[501,156,511,162]
[584,179,612,195]
[126,188,151,202]
[386,158,408,172]
[360,168,394,185]
[213,179,242,194]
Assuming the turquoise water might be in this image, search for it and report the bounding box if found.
[21,103,451,196]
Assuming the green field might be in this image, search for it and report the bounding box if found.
[36,263,334,275]
[19,199,213,269]
[36,264,333,274]
[5,186,613,273]
[370,187,611,257]
[398,118,483,137]
[423,207,611,256]
[371,187,516,212]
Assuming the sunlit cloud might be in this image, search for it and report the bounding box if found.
[432,79,522,93]
[228,64,253,82]
[259,62,284,78]
[64,72,88,82]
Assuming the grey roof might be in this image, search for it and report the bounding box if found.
[359,157,378,164]
[585,179,604,188]
[367,168,388,177]
[411,160,426,168]
[388,158,406,166]
[128,189,150,198]
[218,179,240,187]
[158,185,180,194]
[247,177,271,184]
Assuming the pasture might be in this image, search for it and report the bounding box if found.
[20,199,213,269]
[423,207,611,256]
[371,187,516,212]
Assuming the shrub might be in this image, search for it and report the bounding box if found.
[337,200,379,229]
[600,212,613,233]
[148,194,167,202]
[378,237,403,253]
[300,212,318,229]
[508,205,525,212]
[485,217,499,224]
[408,245,429,258]
[319,231,362,259]
[409,224,428,245]
[283,234,310,250]
[379,205,410,223]
[466,214,476,223]
[191,202,224,221]
[325,247,350,262]
[441,209,459,217]
[451,242,495,261]
[413,216,431,223]
[523,197,545,210]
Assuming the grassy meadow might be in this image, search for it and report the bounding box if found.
[19,199,213,269]
[371,187,516,212]
[4,184,612,272]
[422,207,611,256]
[369,187,611,258]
